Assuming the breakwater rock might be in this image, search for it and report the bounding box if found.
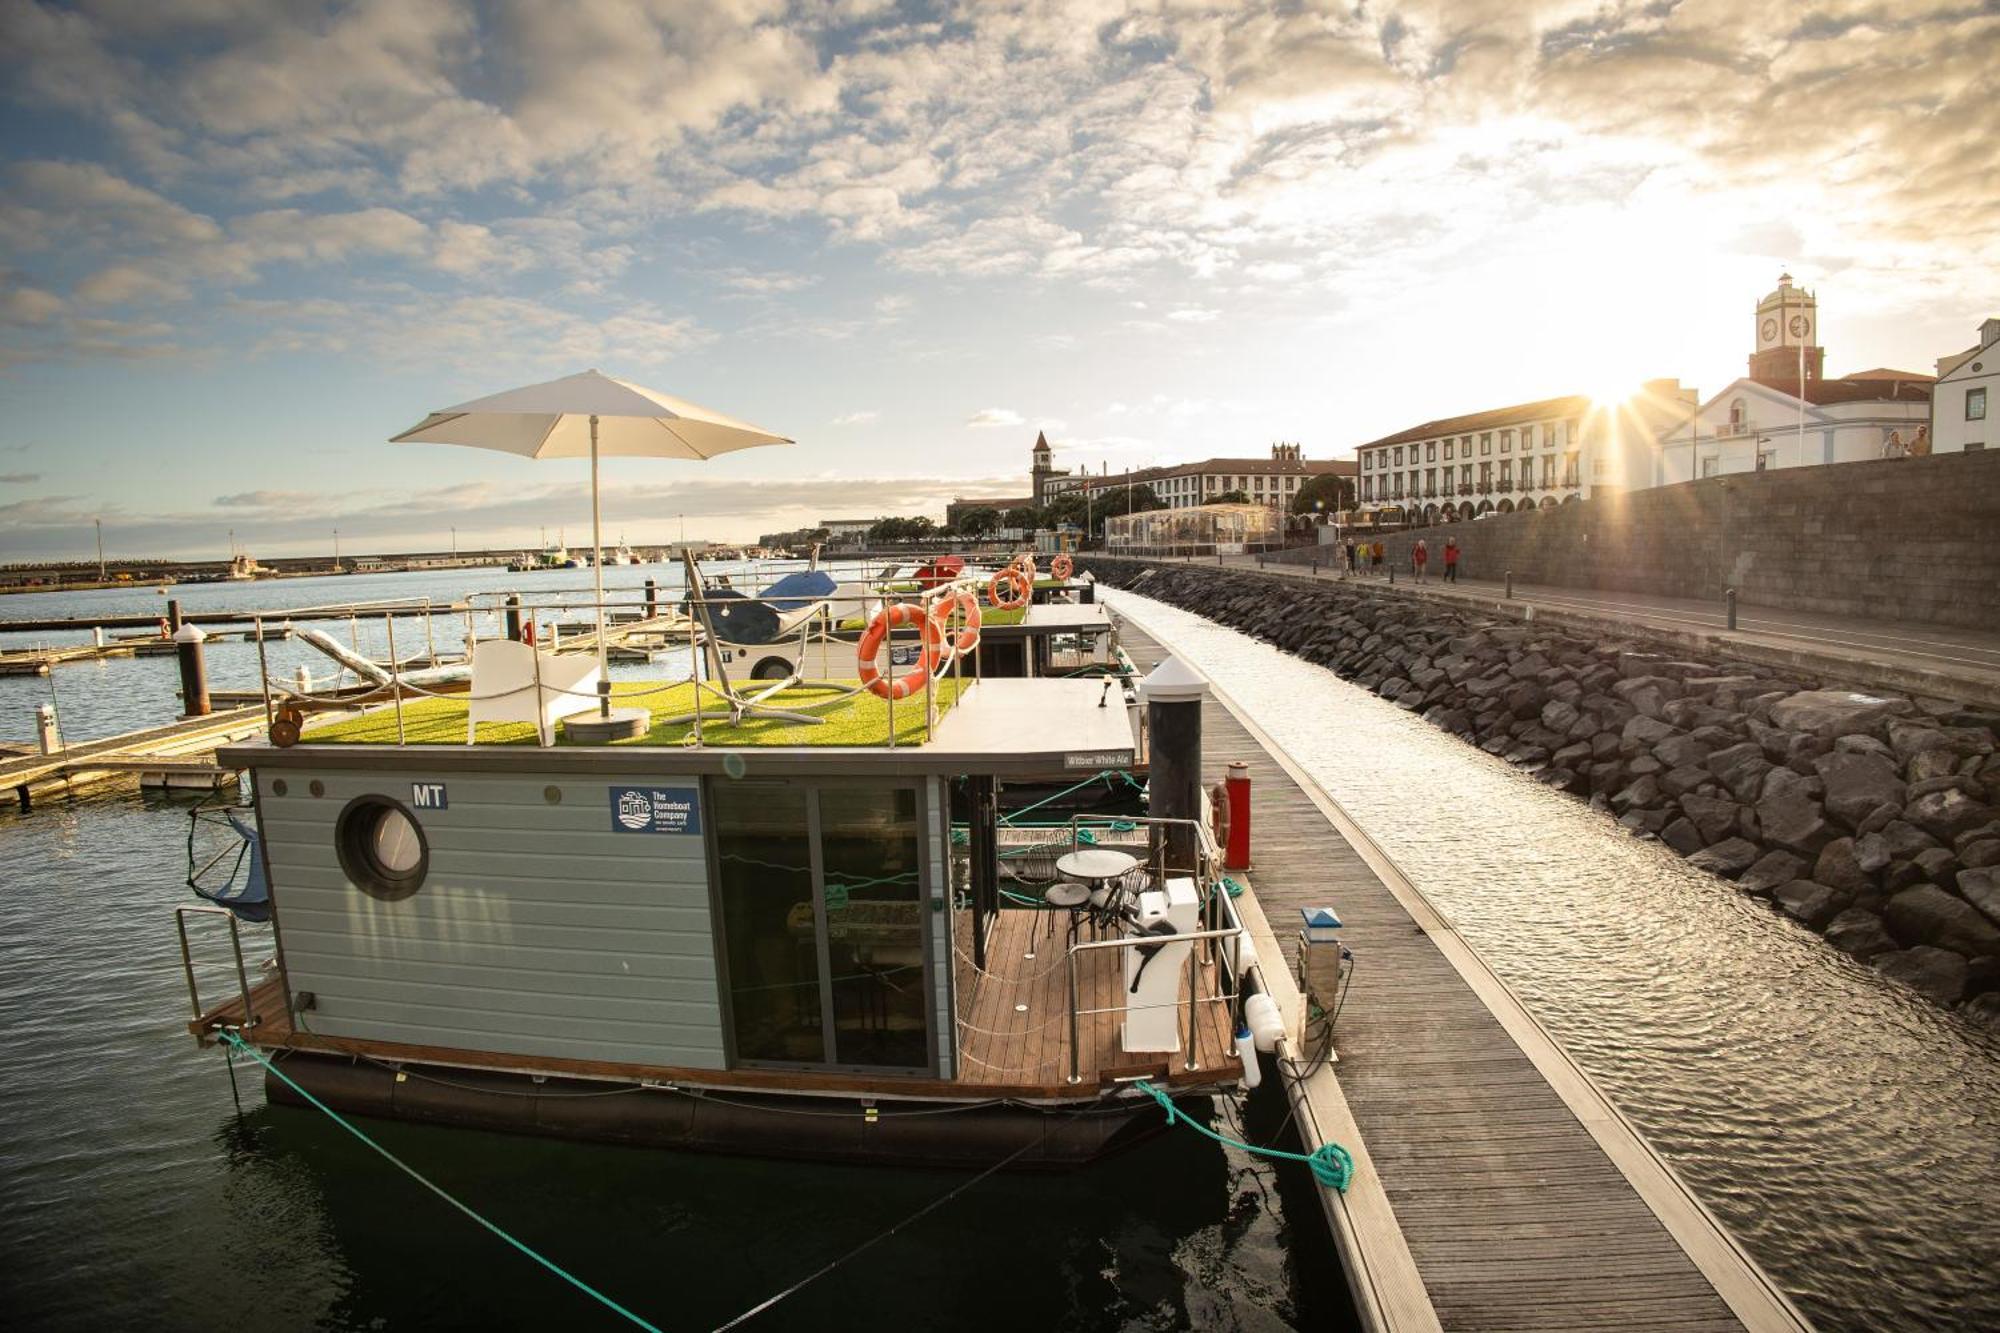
[1085,557,2000,1029]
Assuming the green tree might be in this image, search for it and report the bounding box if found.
[1002,506,1042,531]
[1213,489,1250,504]
[957,506,1001,537]
[1291,473,1355,516]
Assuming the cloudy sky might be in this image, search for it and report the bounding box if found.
[2,0,1995,558]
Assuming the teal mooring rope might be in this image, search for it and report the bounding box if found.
[217,1031,663,1332]
[1135,1080,1353,1192]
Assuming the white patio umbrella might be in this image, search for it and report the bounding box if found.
[391,369,793,724]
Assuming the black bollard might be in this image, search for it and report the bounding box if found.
[504,594,522,642]
[174,622,211,717]
[1143,657,1207,874]
[1389,563,1395,585]
[1725,587,1737,631]
[643,578,657,619]
[1505,569,1513,599]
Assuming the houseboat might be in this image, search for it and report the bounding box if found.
[179,577,1268,1168]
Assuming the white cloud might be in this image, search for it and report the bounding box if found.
[831,410,880,426]
[965,407,1024,428]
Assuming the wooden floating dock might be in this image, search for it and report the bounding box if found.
[1115,618,1812,1333]
[1,706,268,808]
[0,640,155,675]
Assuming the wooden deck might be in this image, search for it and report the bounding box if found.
[951,904,1237,1089]
[1114,618,1811,1333]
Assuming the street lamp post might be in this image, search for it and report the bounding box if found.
[333,529,340,572]
[94,517,105,582]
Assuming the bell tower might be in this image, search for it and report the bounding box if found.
[1748,272,1824,387]
[1030,430,1059,504]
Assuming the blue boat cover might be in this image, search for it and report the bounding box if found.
[759,569,838,610]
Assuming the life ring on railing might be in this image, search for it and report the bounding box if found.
[988,568,1030,610]
[1051,552,1073,580]
[1210,780,1230,850]
[520,620,537,646]
[936,588,982,653]
[857,602,944,700]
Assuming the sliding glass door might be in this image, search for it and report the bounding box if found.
[711,782,823,1063]
[711,780,933,1072]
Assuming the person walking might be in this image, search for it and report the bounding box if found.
[1344,538,1357,576]
[1412,538,1429,584]
[1443,537,1459,584]
[1370,540,1384,575]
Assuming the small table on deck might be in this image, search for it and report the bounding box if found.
[1055,847,1141,936]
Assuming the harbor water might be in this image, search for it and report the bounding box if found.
[4,568,1997,1330]
[0,568,1339,1333]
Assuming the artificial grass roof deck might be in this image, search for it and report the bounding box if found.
[304,677,972,748]
[835,605,1026,631]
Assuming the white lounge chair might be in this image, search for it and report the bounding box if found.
[464,639,601,746]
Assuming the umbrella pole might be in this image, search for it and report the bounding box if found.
[591,413,610,717]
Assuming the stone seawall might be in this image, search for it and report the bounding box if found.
[1085,556,2000,1028]
[1282,449,2000,630]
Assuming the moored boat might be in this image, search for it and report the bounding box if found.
[178,578,1267,1168]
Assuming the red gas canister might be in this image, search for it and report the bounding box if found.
[1224,760,1251,870]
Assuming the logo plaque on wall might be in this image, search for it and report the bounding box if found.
[609,786,703,834]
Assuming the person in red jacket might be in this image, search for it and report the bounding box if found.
[1443,537,1460,583]
[1412,538,1429,583]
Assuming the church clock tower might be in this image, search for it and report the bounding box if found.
[1748,272,1824,387]
[1030,430,1067,505]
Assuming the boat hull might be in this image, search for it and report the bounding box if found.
[264,1051,1178,1170]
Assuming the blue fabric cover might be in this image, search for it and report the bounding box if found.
[196,812,272,922]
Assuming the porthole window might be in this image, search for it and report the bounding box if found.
[336,795,429,900]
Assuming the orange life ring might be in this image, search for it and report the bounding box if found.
[988,568,1029,610]
[1050,553,1073,580]
[936,588,981,653]
[857,602,944,700]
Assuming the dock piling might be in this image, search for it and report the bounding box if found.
[1141,657,1208,873]
[173,623,211,718]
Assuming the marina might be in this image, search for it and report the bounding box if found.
[8,564,2000,1330]
[6,9,1995,1330]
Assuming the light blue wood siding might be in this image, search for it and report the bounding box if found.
[258,769,725,1069]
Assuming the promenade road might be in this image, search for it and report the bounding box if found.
[1135,553,2000,708]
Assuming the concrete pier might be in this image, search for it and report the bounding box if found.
[1116,615,1812,1333]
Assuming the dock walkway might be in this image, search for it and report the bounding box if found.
[2,706,267,808]
[1115,616,1811,1333]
